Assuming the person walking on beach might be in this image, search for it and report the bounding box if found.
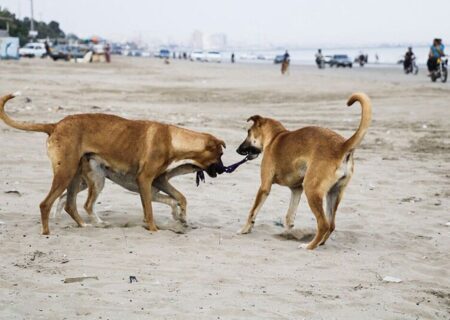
[315,49,325,68]
[281,50,290,74]
[231,52,235,63]
[427,38,445,75]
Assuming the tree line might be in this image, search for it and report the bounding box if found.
[0,6,67,45]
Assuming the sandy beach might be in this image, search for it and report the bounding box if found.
[0,57,449,319]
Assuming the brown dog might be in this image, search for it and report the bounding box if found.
[236,93,372,250]
[281,60,290,75]
[0,93,225,235]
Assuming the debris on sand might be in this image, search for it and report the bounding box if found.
[400,196,422,203]
[273,218,284,227]
[4,190,21,196]
[64,276,99,284]
[129,276,138,283]
[382,276,402,283]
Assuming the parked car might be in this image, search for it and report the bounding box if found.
[329,55,353,68]
[49,45,86,61]
[158,49,170,59]
[128,49,143,57]
[19,42,46,58]
[323,55,333,64]
[190,51,205,61]
[205,51,221,63]
[273,55,285,64]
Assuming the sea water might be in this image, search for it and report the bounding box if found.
[224,45,432,66]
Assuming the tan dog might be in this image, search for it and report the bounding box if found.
[236,93,372,250]
[0,93,225,235]
[281,60,290,75]
[54,154,198,224]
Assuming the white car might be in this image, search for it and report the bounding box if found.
[190,51,205,61]
[19,42,47,58]
[205,51,222,63]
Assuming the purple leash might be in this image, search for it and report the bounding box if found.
[196,155,251,186]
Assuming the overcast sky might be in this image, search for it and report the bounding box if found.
[1,0,450,47]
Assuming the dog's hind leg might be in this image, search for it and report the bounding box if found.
[300,168,335,250]
[53,180,87,219]
[53,193,67,219]
[39,147,82,235]
[64,170,88,228]
[321,154,354,245]
[285,187,303,231]
[322,179,352,245]
[83,162,106,224]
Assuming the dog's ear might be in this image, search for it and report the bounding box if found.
[218,139,226,149]
[247,115,263,125]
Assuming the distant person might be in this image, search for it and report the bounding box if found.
[427,38,445,74]
[104,43,111,63]
[315,49,324,68]
[281,50,290,75]
[173,52,176,59]
[231,52,235,63]
[375,53,379,64]
[403,47,415,70]
[44,41,56,61]
[357,52,366,66]
[183,52,187,59]
[283,50,290,63]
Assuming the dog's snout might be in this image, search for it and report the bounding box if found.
[236,147,245,155]
[236,142,249,155]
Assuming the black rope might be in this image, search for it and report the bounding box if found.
[196,155,252,186]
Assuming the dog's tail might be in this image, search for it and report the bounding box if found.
[341,92,372,154]
[0,92,55,135]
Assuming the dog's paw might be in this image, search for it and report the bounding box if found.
[237,225,252,235]
[298,243,312,250]
[80,223,92,228]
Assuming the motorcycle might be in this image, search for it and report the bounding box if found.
[430,56,448,83]
[404,57,419,75]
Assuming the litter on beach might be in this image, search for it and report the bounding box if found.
[63,276,99,284]
[382,276,402,283]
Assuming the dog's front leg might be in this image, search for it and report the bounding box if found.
[154,177,187,223]
[151,189,180,221]
[137,173,158,232]
[239,185,271,234]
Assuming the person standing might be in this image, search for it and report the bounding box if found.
[231,52,235,63]
[104,43,111,63]
[315,49,324,68]
[281,50,290,74]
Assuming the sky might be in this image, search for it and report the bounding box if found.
[1,0,450,48]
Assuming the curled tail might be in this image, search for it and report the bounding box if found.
[342,92,372,154]
[0,92,55,135]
